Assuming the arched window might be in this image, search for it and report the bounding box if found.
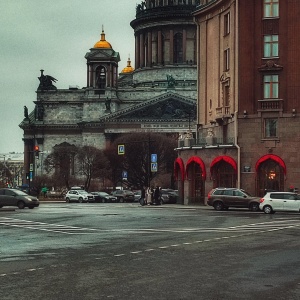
[174,32,183,64]
[96,66,106,92]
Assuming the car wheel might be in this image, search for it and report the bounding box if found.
[213,201,224,211]
[29,206,34,209]
[263,205,273,214]
[66,198,70,203]
[119,197,124,203]
[17,201,25,209]
[250,203,259,212]
[78,197,83,203]
[0,205,3,208]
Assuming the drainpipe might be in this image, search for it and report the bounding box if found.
[234,111,240,188]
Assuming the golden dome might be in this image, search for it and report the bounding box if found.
[94,30,112,49]
[121,57,134,73]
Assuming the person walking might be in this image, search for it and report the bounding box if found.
[146,187,152,205]
[154,186,160,205]
[140,186,146,206]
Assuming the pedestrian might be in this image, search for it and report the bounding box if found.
[41,186,48,198]
[146,187,152,205]
[140,186,146,206]
[154,186,160,205]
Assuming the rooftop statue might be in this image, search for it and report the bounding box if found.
[38,69,57,91]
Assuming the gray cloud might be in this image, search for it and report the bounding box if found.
[0,0,136,153]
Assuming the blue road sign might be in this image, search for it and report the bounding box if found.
[151,163,158,172]
[122,170,128,180]
[151,154,157,163]
[118,144,125,155]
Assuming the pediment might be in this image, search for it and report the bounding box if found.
[101,92,196,123]
[85,49,119,60]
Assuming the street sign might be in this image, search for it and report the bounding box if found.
[151,162,158,172]
[122,170,128,180]
[151,154,157,163]
[118,144,125,155]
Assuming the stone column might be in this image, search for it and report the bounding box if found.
[183,28,187,62]
[157,30,162,64]
[135,35,140,69]
[139,33,145,67]
[147,32,152,67]
[169,29,174,64]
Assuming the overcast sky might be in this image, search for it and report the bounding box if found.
[0,0,136,154]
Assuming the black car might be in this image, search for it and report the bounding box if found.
[111,190,135,202]
[0,188,39,209]
[160,189,178,204]
[91,192,117,203]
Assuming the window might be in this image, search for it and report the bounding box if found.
[223,190,233,196]
[264,118,278,138]
[224,13,230,35]
[224,48,230,71]
[174,32,183,64]
[264,0,279,18]
[264,75,278,99]
[264,35,278,58]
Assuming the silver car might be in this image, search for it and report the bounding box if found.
[65,190,94,203]
[0,188,39,209]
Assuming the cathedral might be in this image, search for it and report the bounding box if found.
[19,1,199,189]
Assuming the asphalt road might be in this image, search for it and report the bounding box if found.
[0,203,300,300]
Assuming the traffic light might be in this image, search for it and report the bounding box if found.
[34,145,40,158]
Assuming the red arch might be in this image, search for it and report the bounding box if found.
[255,154,286,175]
[174,158,185,181]
[186,156,206,180]
[210,156,237,174]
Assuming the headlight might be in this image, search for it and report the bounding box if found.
[25,197,32,201]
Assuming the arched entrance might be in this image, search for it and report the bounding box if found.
[174,158,185,204]
[255,154,286,197]
[186,156,206,205]
[210,156,237,188]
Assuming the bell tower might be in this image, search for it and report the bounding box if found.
[85,28,120,97]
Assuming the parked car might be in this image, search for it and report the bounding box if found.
[0,188,39,209]
[111,190,135,202]
[259,192,300,214]
[133,190,141,202]
[65,190,94,203]
[91,192,117,203]
[207,187,260,211]
[160,189,178,204]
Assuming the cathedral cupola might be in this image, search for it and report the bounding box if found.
[85,27,120,93]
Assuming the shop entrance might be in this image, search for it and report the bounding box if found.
[256,158,285,197]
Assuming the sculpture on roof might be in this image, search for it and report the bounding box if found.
[167,74,176,88]
[24,106,29,119]
[38,69,57,91]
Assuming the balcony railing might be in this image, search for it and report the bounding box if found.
[216,106,231,119]
[178,137,235,147]
[258,99,283,110]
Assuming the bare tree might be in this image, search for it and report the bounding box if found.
[44,143,78,190]
[104,133,177,188]
[77,146,110,191]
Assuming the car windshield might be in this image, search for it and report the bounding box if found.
[241,189,252,197]
[100,192,109,196]
[78,190,88,194]
[12,189,28,196]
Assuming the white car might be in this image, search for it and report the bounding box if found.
[259,192,300,214]
[65,190,94,203]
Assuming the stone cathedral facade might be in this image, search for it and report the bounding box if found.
[20,0,199,188]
